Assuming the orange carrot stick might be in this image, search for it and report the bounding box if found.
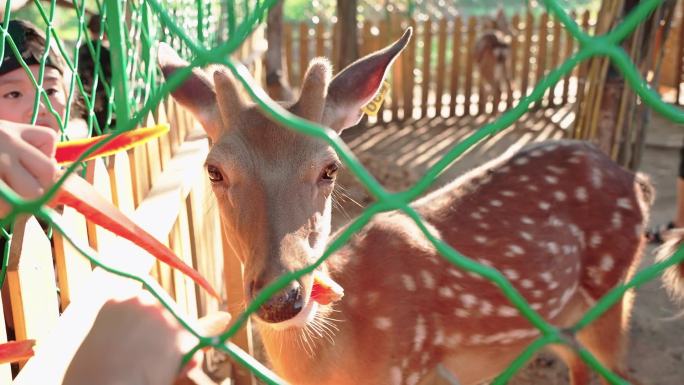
[311,271,344,305]
[0,340,35,364]
[50,173,219,299]
[55,124,169,165]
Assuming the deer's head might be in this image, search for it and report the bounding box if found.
[158,29,411,327]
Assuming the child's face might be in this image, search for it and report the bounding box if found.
[0,65,67,132]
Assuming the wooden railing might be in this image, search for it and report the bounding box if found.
[0,99,252,384]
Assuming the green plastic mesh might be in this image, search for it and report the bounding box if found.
[1,0,683,384]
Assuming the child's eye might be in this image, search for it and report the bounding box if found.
[45,88,62,97]
[3,91,21,99]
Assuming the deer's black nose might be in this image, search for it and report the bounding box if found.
[250,279,304,323]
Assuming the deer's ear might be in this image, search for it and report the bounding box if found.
[157,42,221,140]
[322,28,412,133]
[293,58,332,123]
[213,69,245,130]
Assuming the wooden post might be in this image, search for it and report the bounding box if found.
[403,19,417,120]
[520,12,534,99]
[449,16,462,116]
[464,17,477,115]
[53,207,93,311]
[506,14,521,110]
[547,16,562,106]
[284,23,295,88]
[534,13,548,108]
[561,12,576,105]
[299,22,309,84]
[421,20,433,118]
[7,217,60,359]
[435,19,448,118]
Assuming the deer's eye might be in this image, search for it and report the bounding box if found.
[207,165,224,183]
[320,163,339,182]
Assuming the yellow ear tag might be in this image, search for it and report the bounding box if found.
[361,79,391,117]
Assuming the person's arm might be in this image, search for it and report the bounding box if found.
[0,120,58,217]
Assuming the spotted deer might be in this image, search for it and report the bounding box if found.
[475,10,514,109]
[159,28,661,385]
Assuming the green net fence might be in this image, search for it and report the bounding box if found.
[1,0,684,384]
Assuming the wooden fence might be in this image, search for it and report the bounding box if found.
[659,3,683,106]
[283,12,596,123]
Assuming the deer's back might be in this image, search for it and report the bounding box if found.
[331,140,651,369]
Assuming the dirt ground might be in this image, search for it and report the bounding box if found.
[327,109,684,385]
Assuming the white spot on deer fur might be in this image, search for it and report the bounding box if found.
[548,306,563,319]
[562,245,574,255]
[414,316,427,352]
[532,290,543,298]
[421,270,436,289]
[540,271,553,282]
[531,303,543,310]
[547,297,558,306]
[402,274,417,292]
[460,293,478,308]
[439,286,455,298]
[406,372,420,385]
[471,212,483,220]
[479,206,489,213]
[521,216,535,225]
[612,212,622,229]
[635,224,643,237]
[547,242,560,254]
[591,168,603,188]
[561,286,576,305]
[501,190,516,197]
[480,300,494,316]
[514,157,529,165]
[508,244,525,255]
[454,308,470,318]
[478,222,491,230]
[568,156,582,164]
[519,175,530,182]
[446,333,463,348]
[490,199,503,207]
[497,306,519,317]
[499,166,511,173]
[434,328,446,346]
[530,150,544,157]
[469,334,485,345]
[390,367,402,385]
[553,191,567,202]
[520,231,533,241]
[600,255,614,271]
[521,279,534,289]
[546,165,565,174]
[477,258,494,268]
[539,201,551,210]
[590,233,602,248]
[503,269,520,280]
[548,216,563,227]
[474,235,488,244]
[374,317,392,330]
[366,292,380,305]
[565,266,574,274]
[545,175,559,184]
[544,144,559,152]
[575,186,588,202]
[467,272,484,280]
[527,185,539,192]
[617,198,632,210]
[448,268,463,278]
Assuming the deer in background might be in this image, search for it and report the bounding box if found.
[158,27,683,385]
[475,9,515,112]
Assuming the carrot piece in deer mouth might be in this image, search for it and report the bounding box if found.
[311,271,344,305]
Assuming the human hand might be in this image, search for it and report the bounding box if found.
[0,120,58,217]
[63,292,231,385]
